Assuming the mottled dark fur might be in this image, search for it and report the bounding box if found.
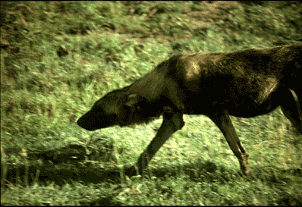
[77,44,302,176]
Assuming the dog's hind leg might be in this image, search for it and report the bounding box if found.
[207,109,250,175]
[280,88,302,134]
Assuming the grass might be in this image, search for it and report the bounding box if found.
[1,1,302,206]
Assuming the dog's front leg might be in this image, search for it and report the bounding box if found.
[207,109,250,175]
[130,111,185,175]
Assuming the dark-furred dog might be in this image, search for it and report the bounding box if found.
[77,45,302,176]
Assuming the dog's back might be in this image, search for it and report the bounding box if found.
[155,45,302,116]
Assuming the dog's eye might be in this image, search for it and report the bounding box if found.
[136,105,141,111]
[125,104,141,112]
[124,105,135,112]
[163,106,173,113]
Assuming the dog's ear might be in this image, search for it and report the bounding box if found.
[124,94,143,111]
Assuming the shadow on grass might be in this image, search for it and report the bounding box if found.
[2,153,301,189]
[2,139,301,190]
[3,160,301,206]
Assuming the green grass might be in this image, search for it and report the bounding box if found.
[1,1,302,206]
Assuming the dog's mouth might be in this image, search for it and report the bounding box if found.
[77,119,97,131]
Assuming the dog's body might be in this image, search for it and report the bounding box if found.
[77,45,302,175]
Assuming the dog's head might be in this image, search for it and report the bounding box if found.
[77,88,160,131]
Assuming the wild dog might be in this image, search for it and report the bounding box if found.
[77,44,302,176]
